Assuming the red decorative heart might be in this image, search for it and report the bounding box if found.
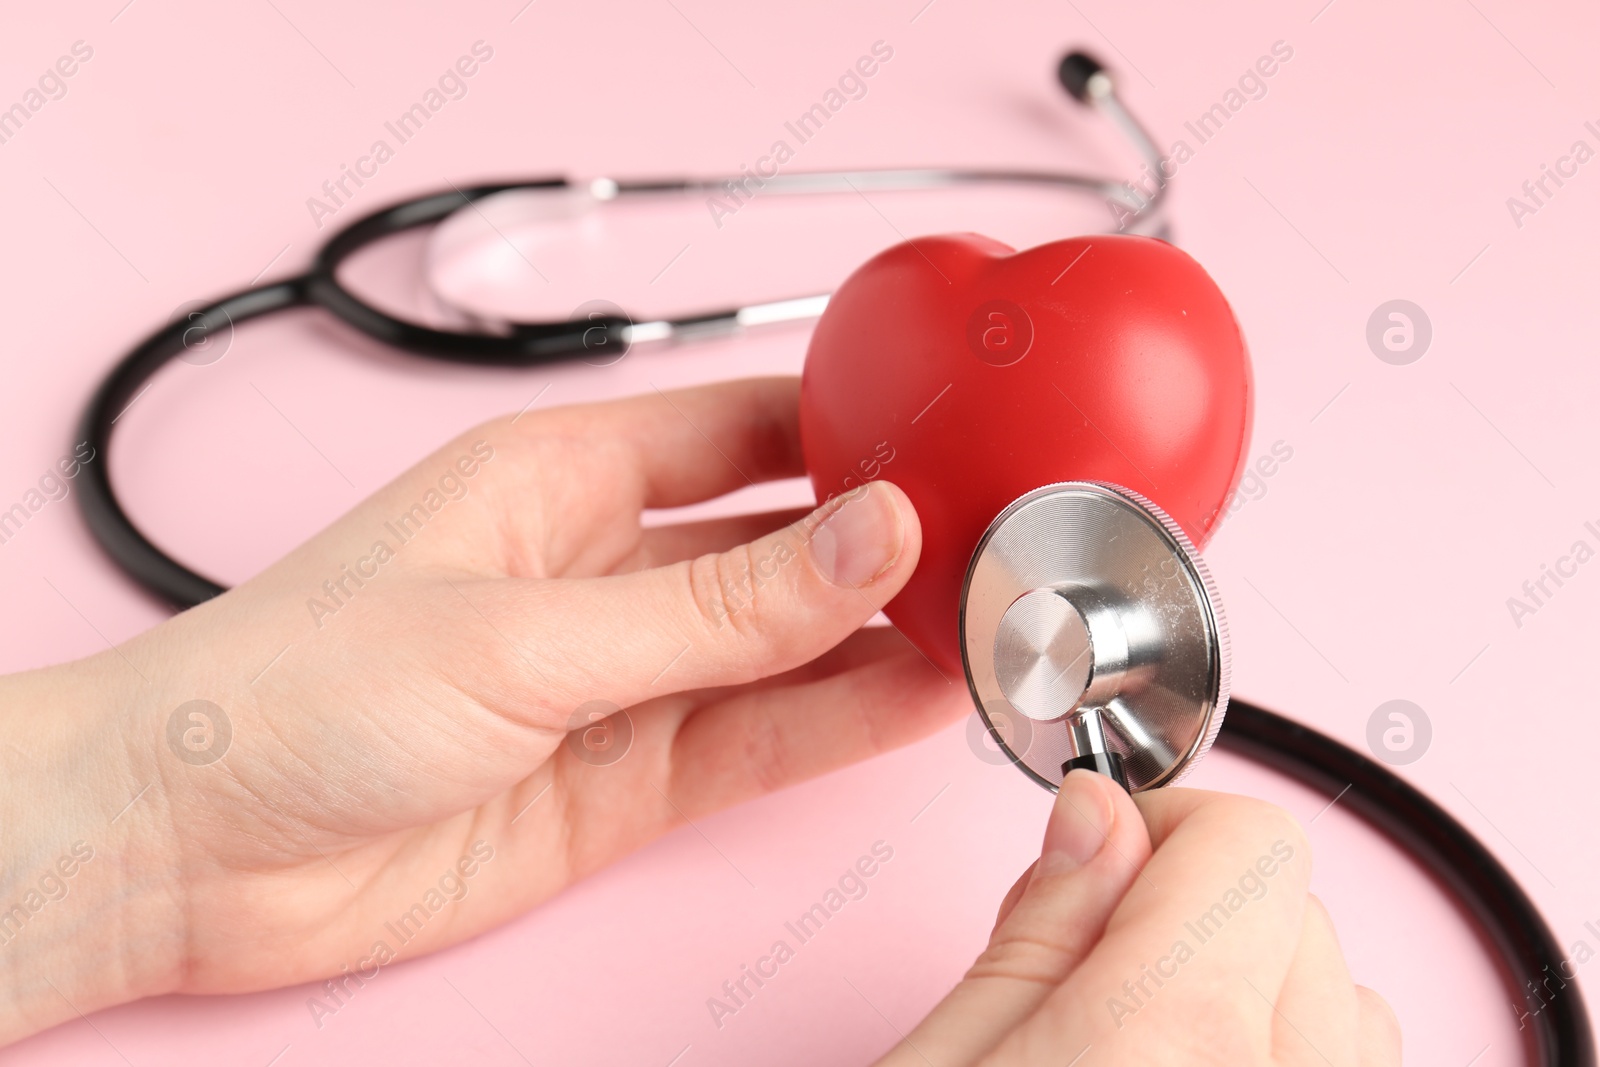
[800,233,1252,674]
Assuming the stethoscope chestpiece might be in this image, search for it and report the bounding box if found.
[959,482,1229,793]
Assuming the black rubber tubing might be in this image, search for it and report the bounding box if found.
[1219,699,1593,1067]
[73,179,619,607]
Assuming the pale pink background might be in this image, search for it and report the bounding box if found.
[2,0,1597,1064]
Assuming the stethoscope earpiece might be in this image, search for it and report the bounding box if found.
[960,482,1227,794]
[1056,51,1107,103]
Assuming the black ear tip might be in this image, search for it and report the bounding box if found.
[1057,51,1105,103]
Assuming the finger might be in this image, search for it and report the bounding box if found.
[992,863,1036,931]
[316,378,808,582]
[504,377,808,576]
[607,377,804,508]
[663,638,964,819]
[537,632,965,881]
[354,378,803,581]
[1127,784,1270,848]
[1355,985,1401,1066]
[881,772,1151,1066]
[465,480,927,718]
[1270,895,1360,1067]
[695,623,934,697]
[408,624,922,864]
[990,789,1313,1059]
[507,376,804,508]
[632,507,813,570]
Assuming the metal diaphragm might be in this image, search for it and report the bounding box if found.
[959,482,1229,792]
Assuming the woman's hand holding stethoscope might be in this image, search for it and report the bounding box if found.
[878,770,1399,1065]
[0,377,1396,1063]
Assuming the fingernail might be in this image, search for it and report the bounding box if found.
[1035,769,1115,879]
[810,483,905,588]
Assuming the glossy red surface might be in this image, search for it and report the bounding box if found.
[801,233,1253,673]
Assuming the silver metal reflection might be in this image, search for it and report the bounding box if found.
[469,63,1167,347]
[960,482,1229,793]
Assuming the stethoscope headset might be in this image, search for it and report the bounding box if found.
[73,51,1592,1064]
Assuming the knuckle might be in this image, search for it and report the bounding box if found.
[1220,794,1311,868]
[686,546,769,643]
[962,933,1083,988]
[1266,803,1312,866]
[685,534,808,656]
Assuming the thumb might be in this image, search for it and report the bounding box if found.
[882,770,1152,1066]
[511,480,923,709]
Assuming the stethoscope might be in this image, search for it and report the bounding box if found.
[72,51,1592,1065]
